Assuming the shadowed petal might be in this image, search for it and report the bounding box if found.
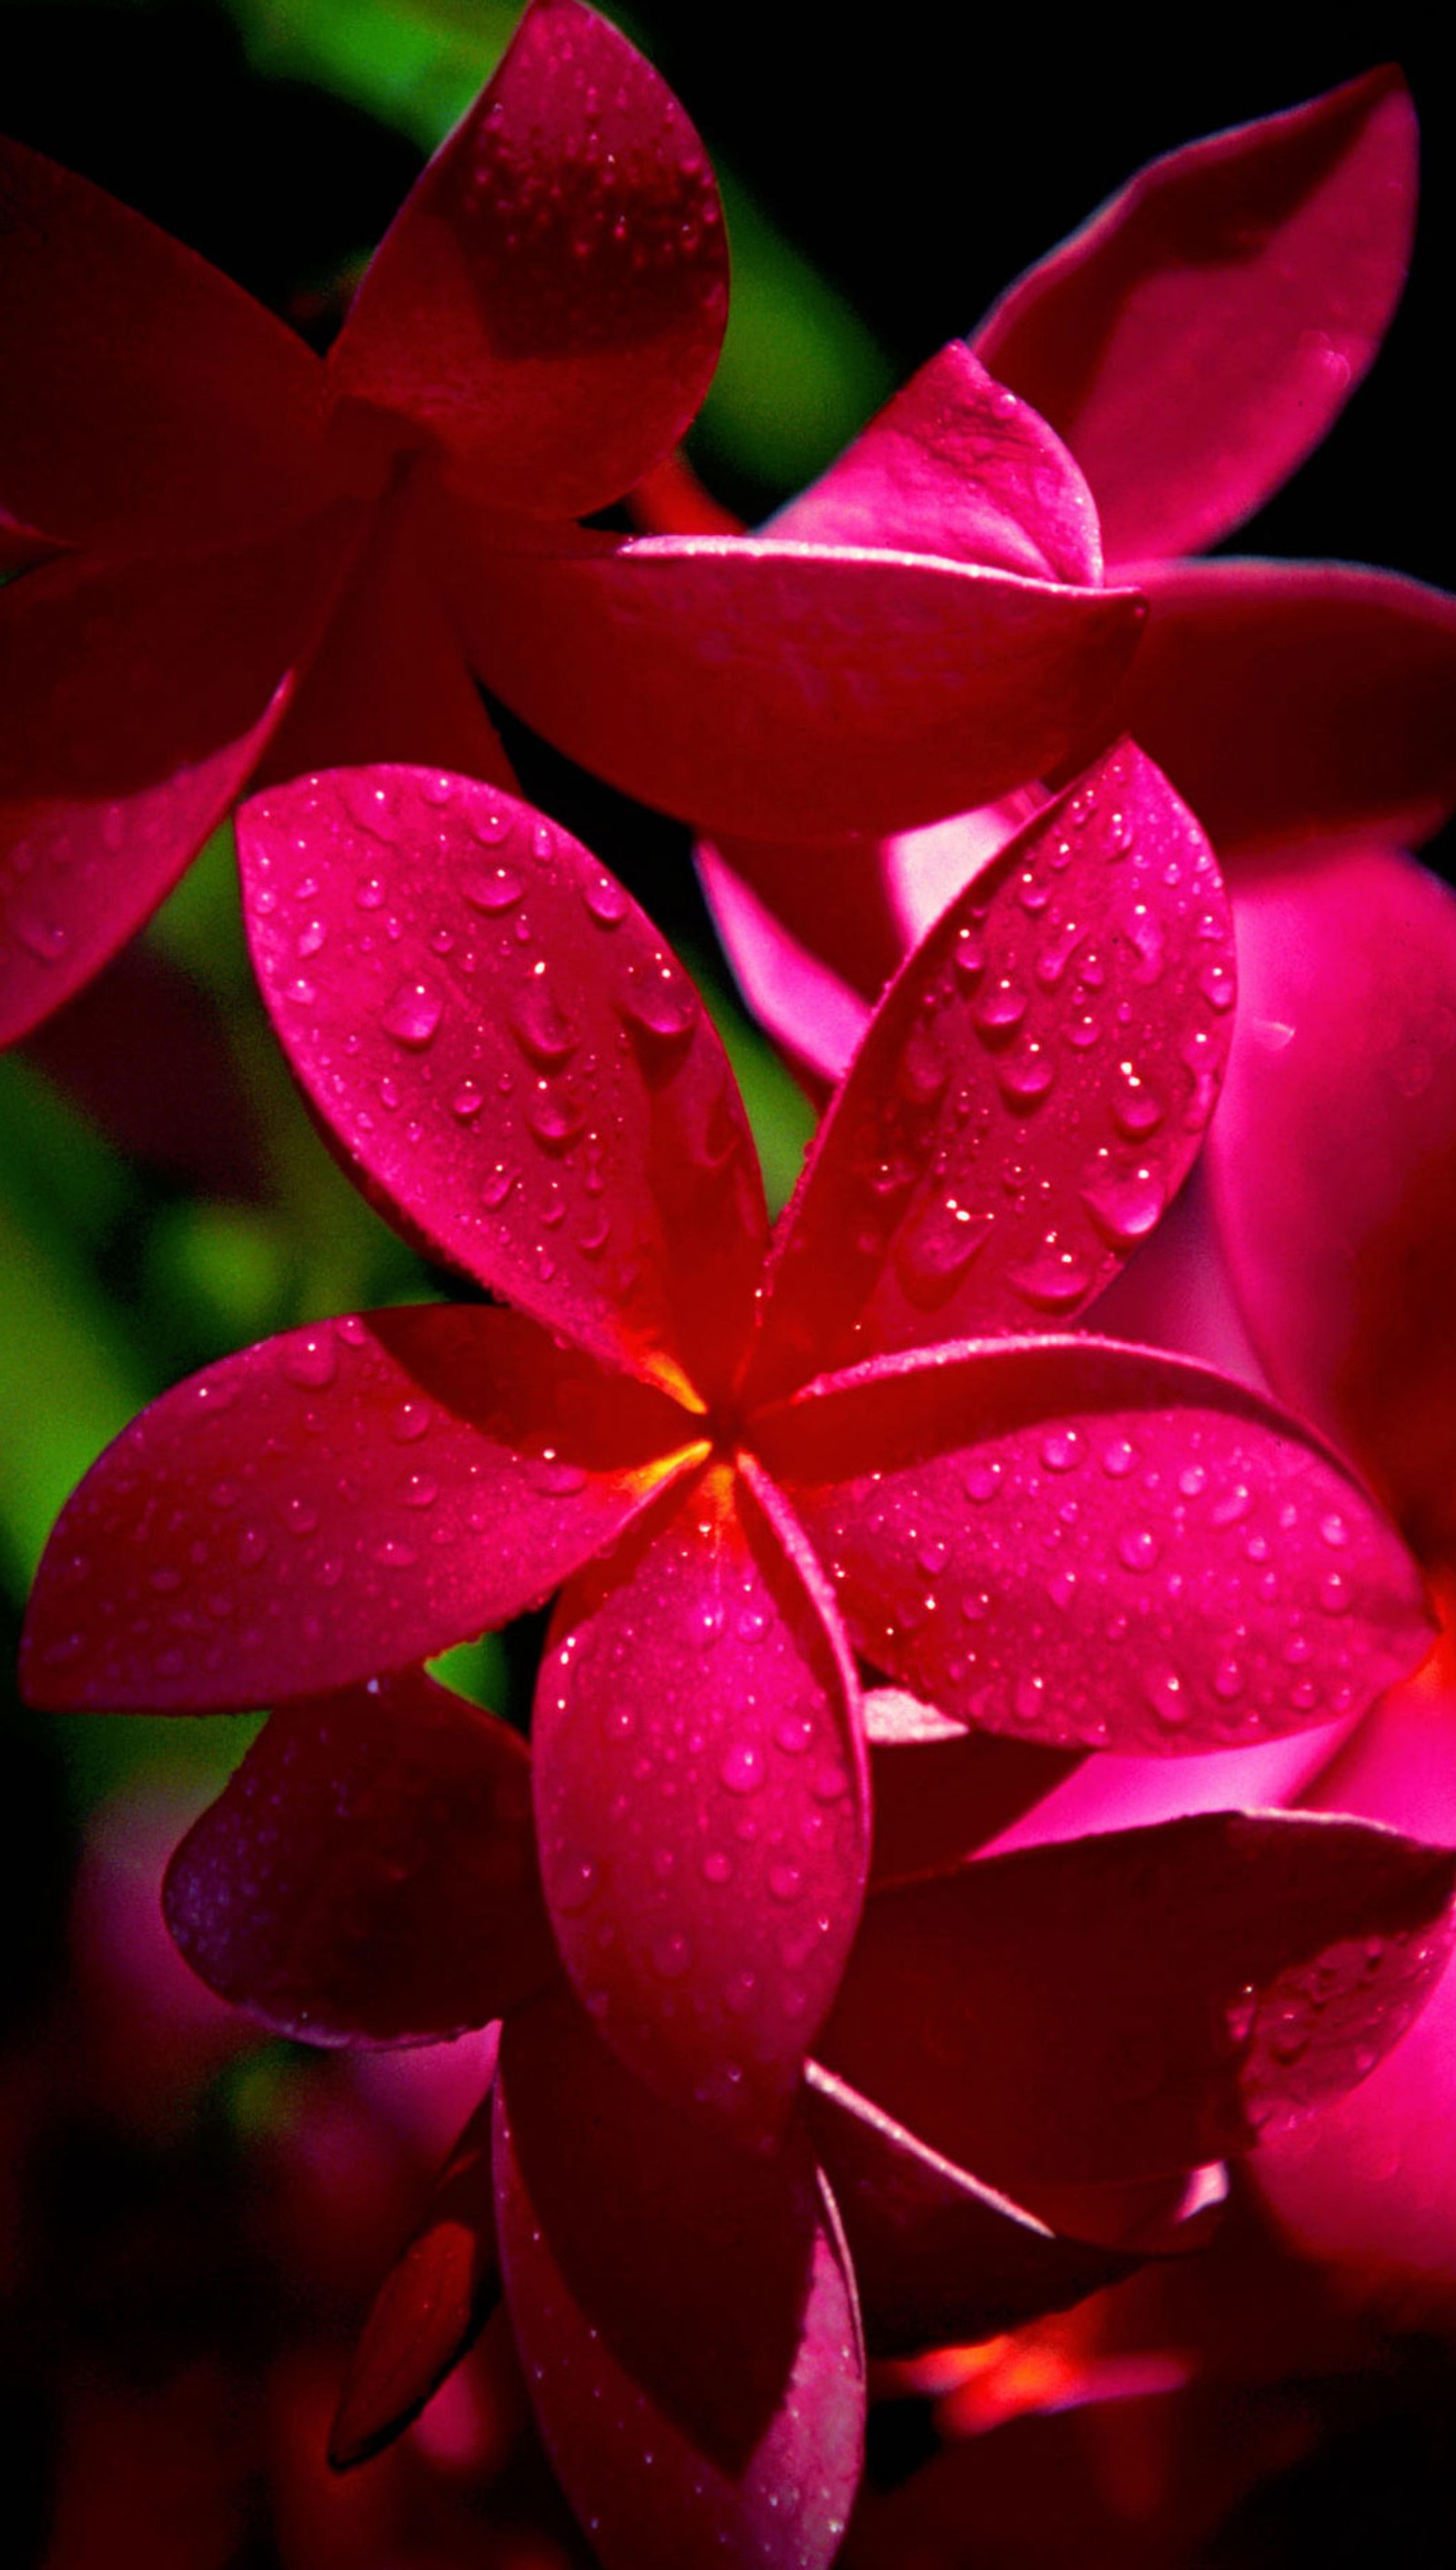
[22,1305,698,1710]
[329,0,727,521]
[331,2069,501,2467]
[772,340,1103,585]
[0,133,328,554]
[696,836,875,1093]
[975,69,1416,565]
[1084,561,1456,859]
[533,1463,867,2140]
[818,1810,1456,2189]
[804,2064,1135,2356]
[163,1675,553,2043]
[495,1988,864,2570]
[240,767,766,1404]
[756,1336,1430,1755]
[0,511,356,1047]
[454,529,1145,842]
[747,744,1233,1398]
[1208,845,1456,1567]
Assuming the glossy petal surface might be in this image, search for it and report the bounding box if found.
[749,744,1233,1397]
[23,1306,693,1709]
[804,2064,1133,2357]
[0,133,327,552]
[240,767,765,1403]
[457,531,1145,842]
[533,1466,867,2138]
[162,1674,553,2043]
[773,341,1102,585]
[1087,561,1456,859]
[331,2075,501,2466]
[329,0,727,520]
[495,1988,864,2570]
[697,836,875,1092]
[819,1811,1456,2188]
[976,69,1416,564]
[759,1337,1429,1754]
[0,514,353,1045]
[1209,846,1456,1566]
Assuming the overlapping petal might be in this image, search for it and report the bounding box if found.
[161,1673,554,2043]
[239,767,766,1403]
[532,1463,867,2138]
[818,1811,1456,2191]
[1208,845,1456,1567]
[1084,561,1456,860]
[771,339,1103,586]
[0,132,328,554]
[803,2064,1135,2356]
[975,67,1417,565]
[21,1305,697,1710]
[757,1337,1430,1755]
[329,0,728,521]
[453,527,1146,842]
[0,511,357,1045]
[746,743,1234,1399]
[494,1987,864,2570]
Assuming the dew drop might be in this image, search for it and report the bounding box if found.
[972,977,1027,1040]
[284,1332,338,1390]
[381,978,443,1048]
[720,1739,766,1795]
[1117,1526,1160,1572]
[555,1851,601,1913]
[997,1045,1056,1107]
[1081,1163,1166,1247]
[389,1401,430,1444]
[652,1928,693,1978]
[450,1079,483,1120]
[511,976,579,1066]
[1008,1240,1093,1311]
[581,872,630,927]
[461,862,523,913]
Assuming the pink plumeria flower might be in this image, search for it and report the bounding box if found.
[149,1663,1456,2570]
[682,69,1456,1096]
[0,0,1143,1049]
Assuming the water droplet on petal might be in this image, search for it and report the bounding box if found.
[381,978,443,1047]
[1008,1240,1093,1311]
[720,1739,765,1795]
[581,872,630,927]
[284,1332,338,1390]
[461,862,523,914]
[1081,1163,1166,1247]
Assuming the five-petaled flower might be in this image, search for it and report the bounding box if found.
[20,751,1451,2559]
[0,0,1143,1048]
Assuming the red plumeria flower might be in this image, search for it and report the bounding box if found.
[147,1662,1456,2570]
[682,68,1456,1094]
[22,749,1433,2139]
[0,0,1143,1050]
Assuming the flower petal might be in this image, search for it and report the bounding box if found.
[1208,845,1456,1567]
[1087,561,1456,859]
[771,340,1103,586]
[162,1673,553,2043]
[331,2070,501,2467]
[494,1986,864,2570]
[818,1810,1456,2188]
[695,835,875,1092]
[756,1335,1430,1755]
[22,1305,697,1710]
[803,2063,1135,2357]
[239,767,766,1405]
[0,133,328,554]
[329,0,727,521]
[747,744,1233,1399]
[454,529,1145,842]
[532,1462,867,2140]
[975,69,1416,565]
[0,511,354,1047]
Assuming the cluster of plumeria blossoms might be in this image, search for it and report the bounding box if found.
[0,0,1144,1052]
[22,757,1456,2568]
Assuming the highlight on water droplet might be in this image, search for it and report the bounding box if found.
[381,977,443,1047]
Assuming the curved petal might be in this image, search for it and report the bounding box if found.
[1086,561,1456,859]
[162,1675,554,2043]
[975,69,1417,565]
[239,767,766,1405]
[0,133,329,554]
[695,836,874,1092]
[494,1988,864,2570]
[0,510,355,1047]
[818,1810,1456,2190]
[1208,845,1456,1567]
[755,1336,1430,1755]
[532,1462,868,2140]
[804,2064,1134,2357]
[22,1305,698,1711]
[331,2071,501,2467]
[771,340,1103,585]
[454,529,1146,842]
[329,0,727,521]
[747,744,1234,1400]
